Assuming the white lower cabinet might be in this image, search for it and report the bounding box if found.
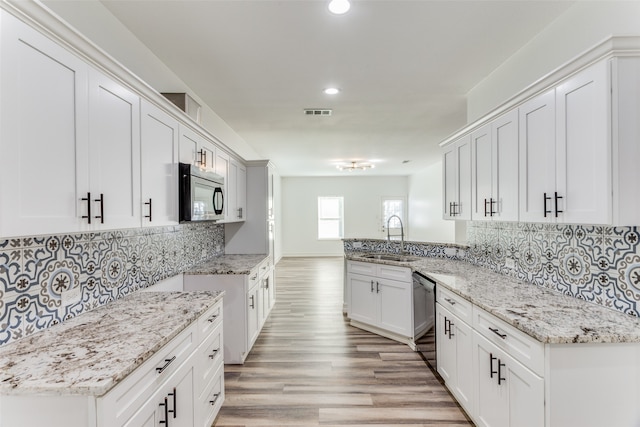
[0,300,225,427]
[436,289,475,416]
[347,261,426,347]
[473,333,543,427]
[184,258,274,364]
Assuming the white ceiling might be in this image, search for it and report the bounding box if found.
[91,1,574,176]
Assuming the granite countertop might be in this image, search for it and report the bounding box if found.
[346,252,640,344]
[184,254,268,275]
[0,290,223,396]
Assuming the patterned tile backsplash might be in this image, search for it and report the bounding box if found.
[0,223,224,346]
[466,222,640,317]
[344,221,640,318]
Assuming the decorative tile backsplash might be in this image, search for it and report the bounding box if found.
[467,222,640,317]
[344,222,640,318]
[0,223,224,346]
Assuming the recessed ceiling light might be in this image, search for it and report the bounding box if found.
[324,87,340,95]
[328,0,351,15]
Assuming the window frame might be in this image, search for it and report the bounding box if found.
[317,196,344,240]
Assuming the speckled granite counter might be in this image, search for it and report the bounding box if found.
[185,254,268,275]
[346,253,640,344]
[0,290,223,396]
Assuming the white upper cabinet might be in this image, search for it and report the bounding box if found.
[226,158,247,223]
[0,11,89,237]
[471,110,519,221]
[519,61,610,224]
[518,89,556,223]
[215,150,230,220]
[179,125,216,171]
[443,135,472,220]
[88,69,141,230]
[141,100,180,227]
[555,60,610,224]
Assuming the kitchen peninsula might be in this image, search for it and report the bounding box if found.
[344,238,640,427]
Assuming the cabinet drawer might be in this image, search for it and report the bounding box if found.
[377,264,411,282]
[347,260,377,276]
[196,321,224,394]
[99,323,196,425]
[198,362,225,427]
[197,299,223,341]
[258,258,271,278]
[437,286,473,325]
[473,306,544,376]
[248,267,261,288]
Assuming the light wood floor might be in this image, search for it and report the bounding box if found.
[213,257,474,426]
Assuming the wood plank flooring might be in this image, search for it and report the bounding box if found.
[213,257,474,426]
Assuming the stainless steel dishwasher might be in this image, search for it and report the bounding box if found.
[413,272,437,375]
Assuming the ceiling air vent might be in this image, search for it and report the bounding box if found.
[304,109,332,116]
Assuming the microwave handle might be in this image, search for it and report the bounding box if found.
[213,187,224,215]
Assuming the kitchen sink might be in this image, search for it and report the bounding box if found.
[357,253,421,263]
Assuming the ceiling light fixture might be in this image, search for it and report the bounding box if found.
[337,161,374,172]
[324,87,340,95]
[328,0,351,15]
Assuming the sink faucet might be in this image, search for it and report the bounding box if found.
[386,215,404,253]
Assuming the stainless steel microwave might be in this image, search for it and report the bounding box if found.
[179,163,225,222]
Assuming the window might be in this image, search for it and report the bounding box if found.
[318,196,344,239]
[382,197,406,239]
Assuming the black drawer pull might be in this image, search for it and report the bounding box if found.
[498,360,506,385]
[444,297,456,305]
[209,349,219,359]
[159,397,169,426]
[490,353,498,379]
[156,356,176,374]
[207,313,219,323]
[489,327,507,339]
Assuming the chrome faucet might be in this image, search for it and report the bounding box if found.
[386,214,404,253]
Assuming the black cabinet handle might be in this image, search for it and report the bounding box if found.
[94,193,104,224]
[250,295,255,309]
[159,397,169,426]
[237,207,243,219]
[554,192,563,217]
[370,280,374,293]
[484,198,488,217]
[490,353,498,379]
[197,149,206,166]
[489,327,507,339]
[498,360,506,385]
[156,356,176,374]
[444,317,450,336]
[489,198,496,216]
[209,349,219,359]
[209,393,221,406]
[376,281,380,294]
[444,297,456,306]
[168,387,177,418]
[448,320,455,339]
[82,192,92,224]
[144,198,152,222]
[543,193,552,217]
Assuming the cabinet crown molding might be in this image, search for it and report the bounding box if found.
[440,35,640,148]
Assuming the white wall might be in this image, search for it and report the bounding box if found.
[467,1,640,121]
[282,176,408,256]
[407,162,457,244]
[41,0,260,161]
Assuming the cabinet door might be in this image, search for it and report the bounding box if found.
[453,316,475,416]
[436,305,456,385]
[492,110,519,222]
[247,285,261,348]
[519,89,556,223]
[456,137,472,220]
[0,12,89,237]
[442,144,457,219]
[471,124,493,220]
[348,274,377,326]
[88,69,141,230]
[237,162,247,221]
[556,61,611,224]
[141,100,179,227]
[179,126,214,170]
[474,333,543,427]
[377,278,412,337]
